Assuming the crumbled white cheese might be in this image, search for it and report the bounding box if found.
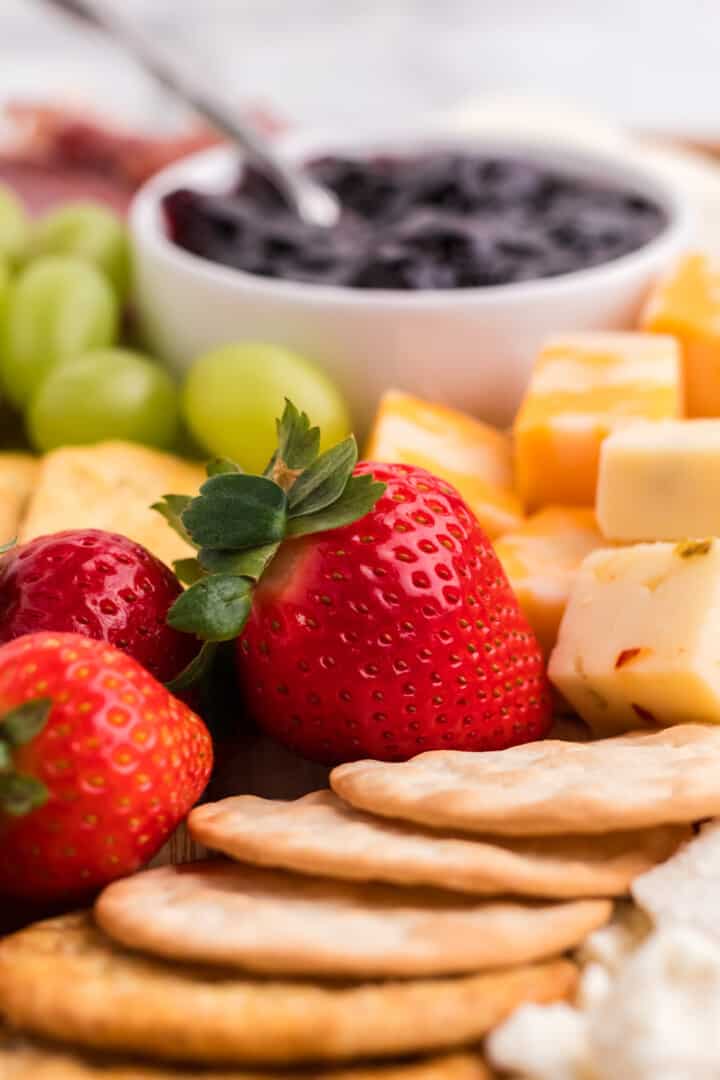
[576,963,612,1012]
[588,927,720,1079]
[632,820,720,941]
[577,901,651,975]
[489,926,720,1080]
[486,1001,592,1080]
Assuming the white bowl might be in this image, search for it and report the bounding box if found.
[130,128,692,433]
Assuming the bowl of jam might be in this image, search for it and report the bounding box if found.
[131,129,691,430]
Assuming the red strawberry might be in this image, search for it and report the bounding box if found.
[160,403,551,765]
[238,462,550,762]
[0,631,213,902]
[0,530,200,683]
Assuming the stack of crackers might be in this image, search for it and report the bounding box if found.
[3,725,718,1079]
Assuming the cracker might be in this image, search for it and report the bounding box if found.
[331,725,720,836]
[0,1031,492,1080]
[19,442,204,566]
[189,791,688,900]
[0,453,39,544]
[0,913,575,1066]
[95,861,608,979]
[632,819,720,940]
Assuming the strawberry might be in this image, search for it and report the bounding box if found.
[0,631,212,902]
[159,402,551,764]
[0,530,200,683]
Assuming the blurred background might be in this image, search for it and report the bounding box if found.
[1,0,720,137]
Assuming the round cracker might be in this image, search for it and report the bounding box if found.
[0,914,574,1067]
[95,861,610,979]
[189,791,688,900]
[331,725,720,837]
[0,1031,492,1080]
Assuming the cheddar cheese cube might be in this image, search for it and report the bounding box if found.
[597,419,720,541]
[495,507,606,657]
[513,333,683,512]
[549,539,720,736]
[365,389,523,538]
[643,252,720,418]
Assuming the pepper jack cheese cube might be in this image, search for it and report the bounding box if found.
[642,252,720,418]
[365,389,523,538]
[494,507,605,656]
[549,539,720,737]
[597,419,720,541]
[513,333,683,512]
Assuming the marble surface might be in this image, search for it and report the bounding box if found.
[0,0,719,136]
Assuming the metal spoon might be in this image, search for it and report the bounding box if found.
[39,0,342,227]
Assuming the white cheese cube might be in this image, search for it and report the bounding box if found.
[549,540,720,736]
[597,420,720,542]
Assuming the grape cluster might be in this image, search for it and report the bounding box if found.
[164,152,667,291]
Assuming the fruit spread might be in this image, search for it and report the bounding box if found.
[163,152,668,289]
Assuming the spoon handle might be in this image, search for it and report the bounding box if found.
[40,0,340,226]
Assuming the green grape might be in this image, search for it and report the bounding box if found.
[0,185,29,265]
[30,202,131,300]
[182,343,352,473]
[0,257,10,328]
[27,348,180,453]
[1,256,118,409]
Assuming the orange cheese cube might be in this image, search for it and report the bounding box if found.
[365,389,523,538]
[494,507,606,656]
[643,252,720,418]
[513,333,683,511]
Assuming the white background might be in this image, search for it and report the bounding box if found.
[0,0,719,135]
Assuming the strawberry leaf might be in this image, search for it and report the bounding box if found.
[173,558,206,587]
[287,473,386,537]
[167,573,254,641]
[155,401,386,650]
[182,475,287,551]
[0,774,48,817]
[2,699,52,747]
[0,539,16,555]
[269,400,320,473]
[287,436,358,516]
[166,640,218,693]
[152,494,196,548]
[199,542,280,581]
[206,458,243,477]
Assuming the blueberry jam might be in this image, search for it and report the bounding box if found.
[163,152,667,290]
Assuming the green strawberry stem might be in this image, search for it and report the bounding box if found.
[0,698,51,816]
[155,401,386,691]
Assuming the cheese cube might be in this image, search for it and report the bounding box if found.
[495,507,606,656]
[365,389,523,538]
[643,252,720,418]
[549,539,720,736]
[514,333,683,512]
[597,419,720,541]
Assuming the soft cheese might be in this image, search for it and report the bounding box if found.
[488,917,720,1080]
[549,540,720,736]
[643,251,720,418]
[494,507,606,656]
[513,333,683,512]
[597,419,720,541]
